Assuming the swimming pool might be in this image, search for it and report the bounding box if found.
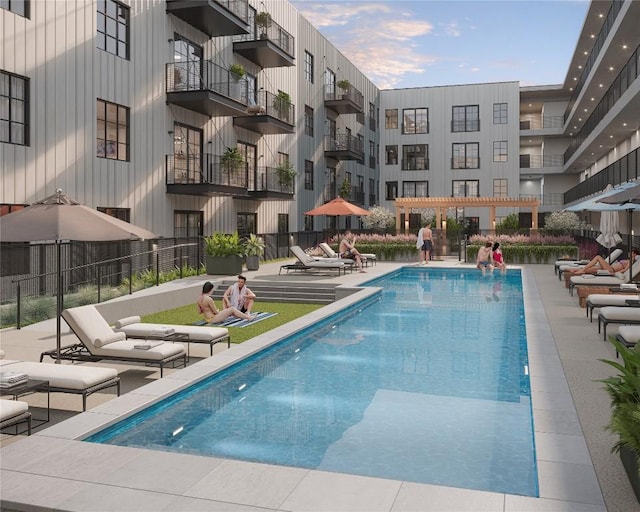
[87,267,538,497]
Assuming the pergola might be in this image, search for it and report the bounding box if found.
[394,197,540,233]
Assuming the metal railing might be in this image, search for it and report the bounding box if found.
[252,166,294,194]
[519,116,564,130]
[251,89,295,124]
[402,158,429,171]
[166,153,249,188]
[215,0,249,23]
[234,15,294,57]
[323,83,365,110]
[166,60,249,104]
[324,134,364,154]
[519,154,564,168]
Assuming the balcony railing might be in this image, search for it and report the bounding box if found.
[252,90,295,124]
[519,193,564,206]
[234,16,294,58]
[451,119,480,132]
[323,83,364,114]
[402,158,429,171]
[251,166,295,195]
[519,154,564,168]
[166,60,249,103]
[166,153,248,189]
[324,134,364,154]
[519,116,564,130]
[451,157,480,169]
[216,0,249,23]
[351,189,365,204]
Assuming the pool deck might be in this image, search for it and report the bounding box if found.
[1,259,638,511]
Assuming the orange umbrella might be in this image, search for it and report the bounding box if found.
[304,197,370,217]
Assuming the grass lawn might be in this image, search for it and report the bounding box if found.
[142,301,325,344]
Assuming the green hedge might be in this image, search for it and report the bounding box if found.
[466,244,578,263]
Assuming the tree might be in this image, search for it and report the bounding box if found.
[544,210,589,231]
[496,213,520,230]
[361,206,395,231]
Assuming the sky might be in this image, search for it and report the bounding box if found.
[290,0,590,90]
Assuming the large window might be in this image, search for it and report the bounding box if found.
[97,207,130,222]
[304,105,313,136]
[1,0,29,17]
[385,109,398,129]
[385,145,398,165]
[452,180,479,197]
[452,142,479,169]
[97,99,129,161]
[97,0,129,59]
[304,51,314,83]
[0,70,29,146]
[304,160,313,190]
[369,103,376,132]
[402,108,428,134]
[452,105,479,132]
[237,213,257,237]
[493,103,507,124]
[493,141,508,162]
[278,214,289,234]
[304,215,314,231]
[493,178,508,197]
[174,211,203,238]
[385,181,398,200]
[402,144,428,170]
[172,35,202,92]
[369,140,376,168]
[403,181,428,198]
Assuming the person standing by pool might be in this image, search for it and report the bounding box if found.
[416,222,433,265]
[197,281,253,323]
[477,242,494,275]
[223,275,257,317]
[492,242,506,273]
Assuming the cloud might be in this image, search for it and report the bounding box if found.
[379,20,433,41]
[441,21,461,37]
[292,2,392,27]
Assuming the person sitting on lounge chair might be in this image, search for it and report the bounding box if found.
[198,281,253,324]
[339,230,366,273]
[223,275,257,317]
[568,248,639,276]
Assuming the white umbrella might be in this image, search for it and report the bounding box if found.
[595,185,622,250]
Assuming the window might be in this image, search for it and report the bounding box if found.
[304,105,314,136]
[385,145,398,165]
[0,71,29,145]
[278,214,289,234]
[304,51,314,83]
[493,103,507,124]
[97,207,130,222]
[369,178,376,205]
[493,178,508,197]
[493,141,508,162]
[385,109,398,129]
[172,36,202,92]
[402,108,428,134]
[1,0,29,17]
[0,203,27,217]
[97,0,129,59]
[403,181,428,198]
[385,181,398,200]
[304,215,314,231]
[356,111,365,125]
[369,103,376,132]
[369,140,376,169]
[452,180,479,197]
[304,160,313,190]
[452,105,479,132]
[452,143,479,169]
[97,99,129,161]
[325,68,335,95]
[174,211,203,238]
[402,144,428,170]
[237,213,257,237]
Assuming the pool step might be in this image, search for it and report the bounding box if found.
[209,280,337,305]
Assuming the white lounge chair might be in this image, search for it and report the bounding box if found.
[0,359,120,411]
[616,325,640,356]
[585,291,640,321]
[0,399,31,435]
[320,242,377,266]
[557,248,622,280]
[113,316,230,356]
[597,304,640,340]
[280,246,348,275]
[43,305,187,377]
[569,258,640,295]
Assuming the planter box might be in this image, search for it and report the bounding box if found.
[246,255,260,271]
[621,445,640,503]
[205,255,243,276]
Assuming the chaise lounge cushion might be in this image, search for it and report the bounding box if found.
[114,322,229,342]
[114,316,141,329]
[0,360,118,391]
[0,399,29,422]
[618,325,640,344]
[94,332,126,348]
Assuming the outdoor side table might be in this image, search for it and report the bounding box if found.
[0,378,50,429]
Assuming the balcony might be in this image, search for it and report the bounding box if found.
[166,0,249,37]
[166,153,248,197]
[324,134,365,161]
[519,193,564,208]
[351,189,365,205]
[248,166,295,200]
[519,154,564,169]
[233,17,294,68]
[233,90,295,134]
[166,60,248,117]
[519,115,563,131]
[324,83,364,115]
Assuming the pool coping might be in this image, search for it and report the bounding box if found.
[0,265,606,512]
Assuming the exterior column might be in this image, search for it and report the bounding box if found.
[489,206,496,232]
[531,205,538,230]
[395,204,401,233]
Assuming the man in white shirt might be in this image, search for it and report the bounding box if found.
[223,275,257,318]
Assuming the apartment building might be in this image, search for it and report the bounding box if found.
[1,0,639,235]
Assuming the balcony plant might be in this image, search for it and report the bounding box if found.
[273,91,292,121]
[221,147,245,174]
[244,234,265,271]
[204,232,245,275]
[600,338,640,502]
[229,63,245,81]
[337,79,350,98]
[255,11,272,39]
[275,160,296,187]
[339,179,351,199]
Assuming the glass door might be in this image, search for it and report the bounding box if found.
[174,123,202,182]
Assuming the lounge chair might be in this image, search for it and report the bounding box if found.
[319,242,377,266]
[0,399,31,435]
[585,291,640,321]
[557,248,622,280]
[597,303,640,340]
[280,246,348,275]
[42,305,187,377]
[113,316,230,356]
[0,359,120,411]
[615,325,640,355]
[568,258,640,295]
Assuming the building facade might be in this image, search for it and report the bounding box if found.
[1,0,639,235]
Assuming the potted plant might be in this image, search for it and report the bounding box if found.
[275,160,296,187]
[600,337,640,502]
[221,147,245,173]
[337,79,350,99]
[229,63,245,81]
[255,11,272,39]
[339,179,351,199]
[229,64,245,98]
[244,234,265,271]
[204,232,245,275]
[273,91,291,122]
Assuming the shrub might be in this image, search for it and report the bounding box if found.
[361,206,395,231]
[544,210,589,231]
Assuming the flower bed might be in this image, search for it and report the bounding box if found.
[467,234,578,264]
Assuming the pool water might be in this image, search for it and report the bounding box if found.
[88,268,538,497]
